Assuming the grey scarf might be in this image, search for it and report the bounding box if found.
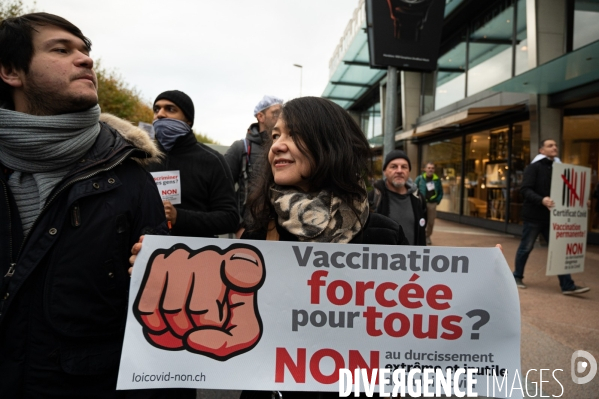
[0,105,101,235]
[153,118,191,152]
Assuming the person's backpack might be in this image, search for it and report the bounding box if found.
[238,138,252,210]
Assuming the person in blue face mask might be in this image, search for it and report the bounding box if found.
[146,90,238,237]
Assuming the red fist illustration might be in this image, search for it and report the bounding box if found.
[134,243,265,360]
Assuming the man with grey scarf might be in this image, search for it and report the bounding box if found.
[0,12,194,399]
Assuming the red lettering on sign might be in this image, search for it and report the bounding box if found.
[274,348,379,384]
[566,243,583,255]
[275,347,306,383]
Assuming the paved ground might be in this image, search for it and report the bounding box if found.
[195,219,599,398]
[432,218,599,398]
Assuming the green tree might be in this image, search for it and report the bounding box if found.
[95,64,154,125]
[194,131,218,145]
[0,0,31,21]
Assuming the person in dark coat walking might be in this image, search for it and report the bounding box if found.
[147,90,238,237]
[0,13,194,398]
[368,150,427,246]
[513,139,589,295]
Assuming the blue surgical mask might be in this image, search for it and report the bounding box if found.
[153,118,192,151]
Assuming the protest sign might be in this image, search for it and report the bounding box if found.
[150,171,181,204]
[138,121,155,139]
[547,164,591,276]
[117,236,521,397]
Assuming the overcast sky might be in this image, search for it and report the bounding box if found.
[22,0,361,145]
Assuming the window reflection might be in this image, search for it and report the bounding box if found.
[434,0,530,109]
[361,102,382,144]
[464,130,509,221]
[422,138,463,215]
[421,123,531,221]
[435,30,467,110]
[514,0,529,75]
[462,123,530,222]
[507,122,530,225]
[573,0,599,50]
[467,3,514,96]
[563,114,599,232]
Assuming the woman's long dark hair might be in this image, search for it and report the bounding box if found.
[246,96,372,231]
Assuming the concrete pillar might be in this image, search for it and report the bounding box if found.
[383,66,398,159]
[401,70,422,178]
[527,0,567,154]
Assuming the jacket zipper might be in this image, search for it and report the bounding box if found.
[1,179,15,278]
[1,179,15,315]
[12,150,134,272]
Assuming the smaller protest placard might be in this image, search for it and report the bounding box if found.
[150,171,181,204]
[547,164,591,276]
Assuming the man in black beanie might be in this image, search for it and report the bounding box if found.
[368,150,427,245]
[154,90,195,126]
[147,90,238,237]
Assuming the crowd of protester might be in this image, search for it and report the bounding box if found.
[0,11,590,399]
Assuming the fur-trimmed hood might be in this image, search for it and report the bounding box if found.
[99,113,162,165]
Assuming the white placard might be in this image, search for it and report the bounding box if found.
[547,163,591,275]
[117,236,521,398]
[138,122,155,139]
[150,171,181,205]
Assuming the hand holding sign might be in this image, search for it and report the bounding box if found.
[163,200,178,226]
[134,244,265,360]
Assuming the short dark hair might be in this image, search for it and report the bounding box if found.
[0,12,91,107]
[246,96,372,231]
[539,139,557,149]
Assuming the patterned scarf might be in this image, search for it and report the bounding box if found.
[269,185,369,243]
[0,105,101,235]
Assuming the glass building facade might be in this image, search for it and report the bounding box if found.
[324,0,599,243]
[435,0,529,110]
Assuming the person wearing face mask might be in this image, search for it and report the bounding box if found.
[239,96,409,399]
[146,90,238,237]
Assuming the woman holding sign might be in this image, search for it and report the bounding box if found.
[242,96,408,247]
[240,96,408,399]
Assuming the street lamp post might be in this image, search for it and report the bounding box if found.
[293,64,303,97]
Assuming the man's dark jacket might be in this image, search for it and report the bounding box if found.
[520,157,554,223]
[368,179,427,246]
[224,123,269,223]
[0,115,193,398]
[146,132,238,237]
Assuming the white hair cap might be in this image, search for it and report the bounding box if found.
[253,95,283,117]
